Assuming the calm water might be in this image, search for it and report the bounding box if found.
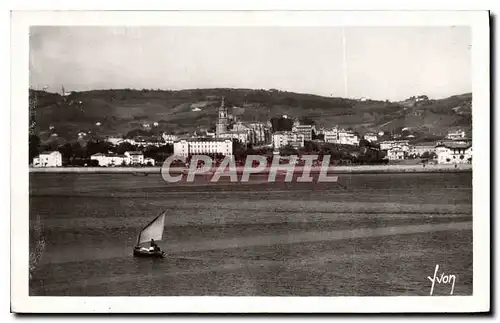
[29,172,473,296]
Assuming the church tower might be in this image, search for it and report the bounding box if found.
[216,97,228,137]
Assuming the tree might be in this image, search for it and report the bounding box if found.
[86,140,113,157]
[270,117,293,132]
[279,144,297,156]
[88,160,99,167]
[299,116,316,126]
[29,135,40,164]
[359,138,371,148]
[301,140,320,153]
[421,151,431,159]
[113,142,138,155]
[71,142,86,158]
[143,144,174,162]
[58,143,73,164]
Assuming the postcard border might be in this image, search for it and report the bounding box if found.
[11,10,490,313]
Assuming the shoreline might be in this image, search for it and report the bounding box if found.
[29,164,472,174]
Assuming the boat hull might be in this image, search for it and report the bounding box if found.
[133,247,166,258]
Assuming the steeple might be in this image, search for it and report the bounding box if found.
[216,96,228,137]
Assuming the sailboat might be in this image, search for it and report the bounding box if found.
[133,211,167,258]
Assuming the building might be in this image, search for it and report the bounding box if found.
[435,142,472,164]
[446,129,466,140]
[248,122,271,145]
[272,131,305,149]
[173,138,233,157]
[338,129,360,146]
[363,133,378,142]
[106,137,124,146]
[387,146,406,160]
[323,128,339,143]
[162,134,178,144]
[409,142,437,157]
[144,157,155,166]
[134,139,163,147]
[90,153,127,167]
[125,151,144,165]
[33,151,62,167]
[216,97,229,137]
[90,153,108,166]
[232,121,250,132]
[380,140,410,151]
[292,124,315,142]
[219,131,249,145]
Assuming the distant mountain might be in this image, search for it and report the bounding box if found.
[29,88,472,143]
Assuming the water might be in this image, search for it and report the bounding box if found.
[29,172,472,296]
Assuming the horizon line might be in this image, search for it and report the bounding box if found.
[29,86,472,103]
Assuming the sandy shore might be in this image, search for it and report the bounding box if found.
[29,163,472,174]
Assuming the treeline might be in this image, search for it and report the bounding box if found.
[43,88,357,112]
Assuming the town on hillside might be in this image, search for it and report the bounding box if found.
[30,93,472,168]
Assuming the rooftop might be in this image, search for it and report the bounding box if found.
[40,151,60,155]
[176,137,232,143]
[436,142,472,149]
[413,142,437,147]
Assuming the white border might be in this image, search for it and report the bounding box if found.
[10,10,490,313]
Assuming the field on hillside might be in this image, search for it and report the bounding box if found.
[30,88,472,142]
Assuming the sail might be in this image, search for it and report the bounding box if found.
[137,212,166,245]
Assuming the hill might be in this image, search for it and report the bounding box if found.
[29,88,472,143]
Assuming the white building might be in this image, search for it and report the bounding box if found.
[387,146,406,160]
[380,140,410,151]
[173,138,233,157]
[33,151,62,167]
[162,134,178,144]
[248,122,270,145]
[435,142,472,164]
[409,142,437,157]
[125,151,144,165]
[292,124,315,142]
[144,157,155,166]
[363,133,378,142]
[219,130,249,145]
[106,137,124,146]
[338,130,360,146]
[323,128,339,143]
[446,129,466,140]
[272,131,305,149]
[134,139,163,147]
[90,153,127,167]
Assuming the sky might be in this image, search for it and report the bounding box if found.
[29,26,471,101]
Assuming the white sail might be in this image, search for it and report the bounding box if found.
[137,212,166,245]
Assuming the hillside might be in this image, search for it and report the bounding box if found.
[29,88,472,143]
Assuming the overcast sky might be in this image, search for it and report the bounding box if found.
[30,26,471,101]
